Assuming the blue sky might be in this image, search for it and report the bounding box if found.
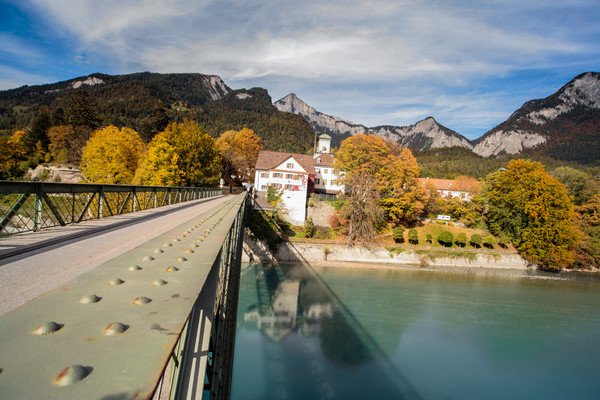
[1,0,599,140]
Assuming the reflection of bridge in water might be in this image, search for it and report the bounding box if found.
[0,182,247,400]
[239,262,422,400]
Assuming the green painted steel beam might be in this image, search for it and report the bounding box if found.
[0,193,246,399]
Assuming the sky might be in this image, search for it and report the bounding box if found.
[1,0,599,140]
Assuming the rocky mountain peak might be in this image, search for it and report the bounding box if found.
[473,72,600,159]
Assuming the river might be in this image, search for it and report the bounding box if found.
[231,263,600,400]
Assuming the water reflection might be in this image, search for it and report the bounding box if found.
[234,262,421,400]
[234,263,600,400]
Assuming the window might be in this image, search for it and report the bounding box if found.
[323,179,327,185]
[260,185,266,190]
[260,172,268,178]
[273,172,282,178]
[286,162,294,169]
[315,167,320,172]
[293,175,299,180]
[317,158,321,163]
[331,180,337,186]
[285,184,294,190]
[272,183,282,188]
[324,169,329,174]
[286,173,293,179]
[315,178,320,184]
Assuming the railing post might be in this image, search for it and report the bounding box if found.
[132,186,137,213]
[34,183,42,231]
[98,186,104,219]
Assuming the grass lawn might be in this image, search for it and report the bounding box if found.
[384,221,513,251]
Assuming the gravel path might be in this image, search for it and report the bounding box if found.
[0,196,229,315]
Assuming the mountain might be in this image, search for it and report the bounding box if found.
[473,72,600,163]
[274,93,472,150]
[274,93,366,146]
[276,73,600,164]
[0,72,313,153]
[368,118,472,150]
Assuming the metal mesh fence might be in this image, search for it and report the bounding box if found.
[0,181,222,235]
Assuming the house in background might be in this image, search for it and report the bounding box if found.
[254,134,344,224]
[418,177,480,201]
[254,151,315,224]
[313,134,344,195]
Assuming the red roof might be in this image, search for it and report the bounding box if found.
[314,153,334,166]
[418,178,479,192]
[255,150,316,174]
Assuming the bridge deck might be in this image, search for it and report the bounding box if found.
[0,196,228,315]
[0,194,245,399]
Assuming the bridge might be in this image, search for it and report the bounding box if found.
[0,181,247,399]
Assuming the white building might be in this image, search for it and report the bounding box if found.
[254,151,316,224]
[254,134,344,224]
[313,134,344,195]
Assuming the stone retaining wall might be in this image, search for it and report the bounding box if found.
[242,232,528,269]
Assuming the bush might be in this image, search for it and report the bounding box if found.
[484,235,496,249]
[323,247,331,260]
[438,231,454,247]
[455,232,468,247]
[470,234,483,248]
[426,233,433,244]
[392,226,404,243]
[303,218,315,238]
[498,235,510,248]
[408,228,418,244]
[329,213,342,228]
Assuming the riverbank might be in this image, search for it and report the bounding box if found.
[242,231,529,269]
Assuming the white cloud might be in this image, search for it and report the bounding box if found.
[10,0,599,137]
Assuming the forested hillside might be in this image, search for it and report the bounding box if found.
[415,146,596,179]
[193,88,313,154]
[0,72,313,152]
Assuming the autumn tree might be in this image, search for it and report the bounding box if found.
[550,166,598,206]
[134,133,183,186]
[572,194,600,268]
[334,134,429,242]
[485,159,579,270]
[380,147,428,224]
[216,127,263,185]
[343,173,384,244]
[47,126,73,164]
[334,134,389,243]
[135,120,221,187]
[0,130,29,178]
[80,126,145,184]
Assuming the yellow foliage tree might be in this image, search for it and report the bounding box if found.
[80,126,145,184]
[135,120,221,187]
[134,133,183,186]
[5,130,28,167]
[216,127,263,185]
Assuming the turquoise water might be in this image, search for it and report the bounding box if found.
[231,263,600,400]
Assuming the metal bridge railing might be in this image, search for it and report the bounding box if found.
[0,181,222,235]
[0,192,247,400]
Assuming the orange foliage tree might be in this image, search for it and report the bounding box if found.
[485,159,579,270]
[334,134,429,242]
[216,127,263,185]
